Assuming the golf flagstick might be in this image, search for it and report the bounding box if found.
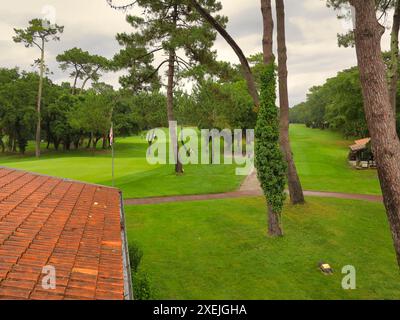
[110,123,115,187]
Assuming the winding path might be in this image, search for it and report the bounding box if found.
[124,170,383,206]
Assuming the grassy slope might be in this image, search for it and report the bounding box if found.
[0,136,243,199]
[126,196,400,300]
[290,124,381,195]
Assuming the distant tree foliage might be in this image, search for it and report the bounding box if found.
[179,80,256,131]
[56,47,110,94]
[290,65,400,138]
[0,66,169,154]
[326,0,396,48]
[0,68,53,154]
[327,0,400,119]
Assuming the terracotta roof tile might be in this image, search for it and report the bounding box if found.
[0,167,131,300]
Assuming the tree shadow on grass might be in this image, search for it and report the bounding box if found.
[99,163,244,199]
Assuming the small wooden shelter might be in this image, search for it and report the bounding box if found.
[348,138,375,169]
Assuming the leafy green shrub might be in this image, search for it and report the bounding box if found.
[128,242,152,300]
[132,271,152,300]
[129,242,143,273]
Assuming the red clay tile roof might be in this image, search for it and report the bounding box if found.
[0,167,131,300]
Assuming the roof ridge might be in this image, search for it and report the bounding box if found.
[0,166,121,193]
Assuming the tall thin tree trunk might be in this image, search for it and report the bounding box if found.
[0,135,4,153]
[276,0,305,205]
[102,134,107,149]
[81,76,90,92]
[72,66,79,95]
[168,5,183,174]
[167,50,182,174]
[72,78,77,95]
[36,40,45,158]
[261,0,274,64]
[389,0,400,122]
[54,139,60,151]
[351,0,400,267]
[259,0,283,236]
[8,135,13,152]
[94,136,100,149]
[189,0,259,108]
[87,134,92,149]
[81,67,100,92]
[268,205,283,237]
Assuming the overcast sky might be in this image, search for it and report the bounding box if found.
[0,0,392,106]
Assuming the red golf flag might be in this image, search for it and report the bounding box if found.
[109,125,114,146]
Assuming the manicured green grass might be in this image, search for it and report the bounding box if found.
[290,124,381,195]
[0,126,394,300]
[126,196,400,300]
[0,125,382,199]
[0,136,243,199]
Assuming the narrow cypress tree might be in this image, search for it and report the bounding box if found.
[255,63,287,237]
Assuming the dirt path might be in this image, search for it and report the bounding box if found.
[124,170,383,206]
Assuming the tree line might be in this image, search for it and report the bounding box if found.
[289,61,400,138]
[2,1,267,155]
[0,61,259,154]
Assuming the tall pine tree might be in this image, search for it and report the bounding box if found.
[13,19,63,158]
[114,0,225,174]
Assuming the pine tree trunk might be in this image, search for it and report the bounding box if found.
[94,136,100,149]
[351,0,400,267]
[276,0,305,205]
[81,77,90,92]
[35,40,45,158]
[389,0,400,121]
[72,67,79,95]
[261,0,274,64]
[167,49,183,174]
[167,5,183,174]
